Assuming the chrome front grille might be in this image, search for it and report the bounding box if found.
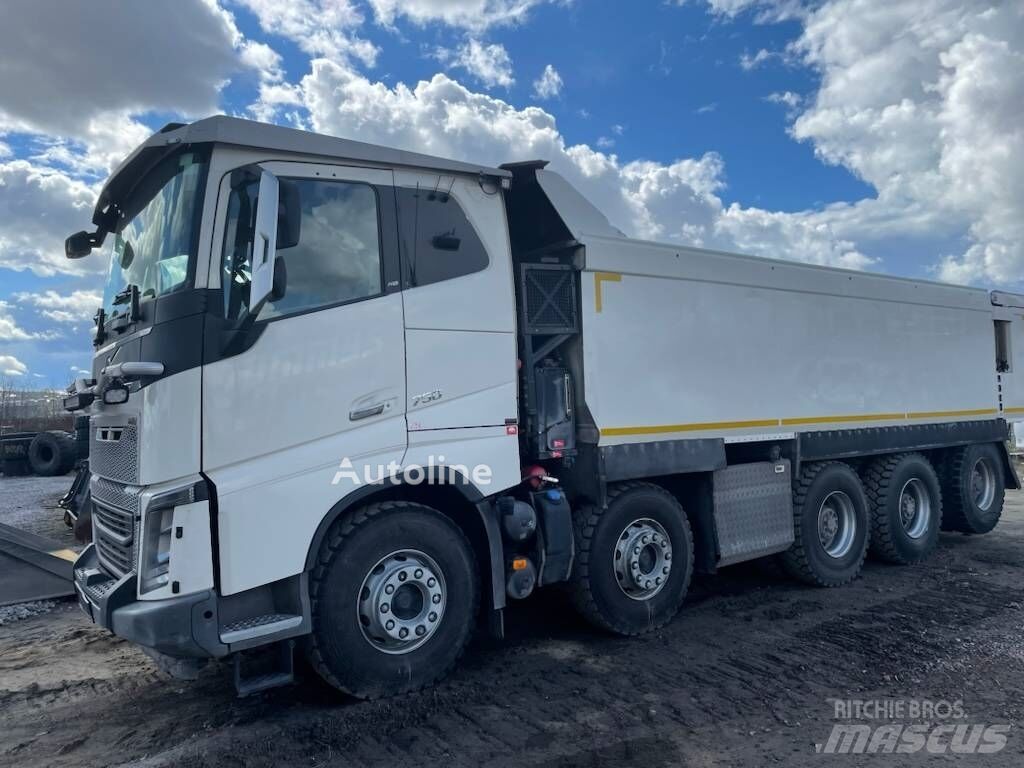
[91,475,139,579]
[90,419,140,484]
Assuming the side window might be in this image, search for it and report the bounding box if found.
[397,187,489,288]
[222,177,383,321]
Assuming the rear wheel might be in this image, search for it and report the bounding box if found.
[862,453,941,564]
[940,443,1005,534]
[569,481,694,635]
[781,462,869,587]
[307,501,478,699]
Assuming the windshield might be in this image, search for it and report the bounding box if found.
[101,149,209,317]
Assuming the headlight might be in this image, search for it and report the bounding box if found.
[140,483,205,593]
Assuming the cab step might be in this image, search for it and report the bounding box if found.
[233,639,295,697]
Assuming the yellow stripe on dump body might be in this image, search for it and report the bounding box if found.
[593,272,621,313]
[780,413,904,426]
[601,408,999,437]
[906,408,998,419]
[602,419,781,436]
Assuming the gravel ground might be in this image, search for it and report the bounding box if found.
[0,473,78,545]
[1,485,1024,767]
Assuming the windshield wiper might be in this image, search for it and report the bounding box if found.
[112,284,137,305]
[111,284,141,325]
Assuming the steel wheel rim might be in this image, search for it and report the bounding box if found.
[817,491,856,559]
[613,518,672,601]
[357,549,446,655]
[899,478,931,539]
[971,458,996,512]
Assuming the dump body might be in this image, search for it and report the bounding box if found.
[582,235,1001,443]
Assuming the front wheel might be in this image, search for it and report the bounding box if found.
[569,482,694,635]
[307,501,478,699]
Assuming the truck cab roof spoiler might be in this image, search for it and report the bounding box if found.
[92,115,513,228]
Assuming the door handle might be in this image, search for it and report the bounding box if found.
[350,403,386,421]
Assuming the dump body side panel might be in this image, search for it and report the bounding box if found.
[580,235,998,445]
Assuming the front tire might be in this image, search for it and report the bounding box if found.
[862,453,942,564]
[307,501,478,699]
[569,482,694,635]
[940,443,1005,534]
[782,462,869,587]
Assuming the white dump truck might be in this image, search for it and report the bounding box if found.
[64,117,1019,697]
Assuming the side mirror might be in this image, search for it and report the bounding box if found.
[248,168,280,314]
[65,230,97,259]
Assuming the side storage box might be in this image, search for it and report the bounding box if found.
[713,461,794,566]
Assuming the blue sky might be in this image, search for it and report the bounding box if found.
[0,0,1021,385]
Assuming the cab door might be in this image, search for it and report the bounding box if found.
[202,162,406,595]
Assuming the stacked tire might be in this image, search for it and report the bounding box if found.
[27,431,78,476]
[1,433,35,476]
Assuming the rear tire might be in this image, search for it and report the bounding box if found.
[862,453,941,564]
[939,443,1005,534]
[781,462,869,587]
[569,481,694,635]
[307,501,478,699]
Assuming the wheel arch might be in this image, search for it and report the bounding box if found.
[303,467,507,615]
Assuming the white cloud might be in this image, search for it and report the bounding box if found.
[739,48,777,70]
[298,61,863,266]
[783,0,1024,284]
[0,161,98,277]
[695,102,718,114]
[369,0,551,32]
[14,290,102,323]
[680,0,807,22]
[435,40,515,89]
[0,300,60,342]
[0,301,34,341]
[239,40,286,83]
[765,91,801,109]
[234,0,378,66]
[0,1,244,142]
[0,355,28,377]
[532,64,563,99]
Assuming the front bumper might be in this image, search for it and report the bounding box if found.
[74,544,227,659]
